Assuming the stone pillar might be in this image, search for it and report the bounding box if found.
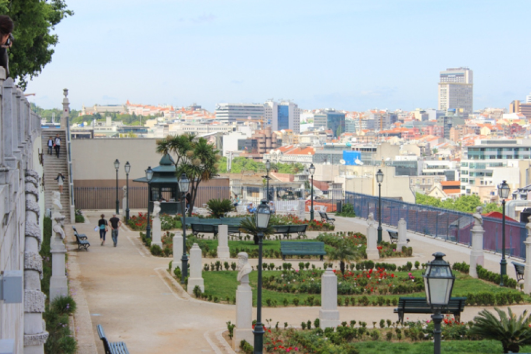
[319,268,340,329]
[217,225,230,259]
[24,170,48,353]
[397,218,408,251]
[172,233,183,271]
[50,215,68,302]
[366,213,379,260]
[524,217,531,293]
[233,252,253,349]
[60,88,69,129]
[3,77,16,169]
[187,243,204,294]
[151,201,162,248]
[469,207,485,278]
[121,185,127,217]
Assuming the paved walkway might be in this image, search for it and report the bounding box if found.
[67,211,531,354]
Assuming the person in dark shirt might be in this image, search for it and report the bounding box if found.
[109,214,122,247]
[98,214,108,246]
[0,16,14,77]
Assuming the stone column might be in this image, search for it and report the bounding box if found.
[121,185,127,217]
[151,201,162,248]
[524,217,531,293]
[2,77,16,169]
[397,218,408,251]
[187,243,204,294]
[50,214,68,302]
[469,207,485,278]
[24,170,48,353]
[217,225,230,259]
[366,213,379,260]
[319,268,340,329]
[172,233,183,271]
[233,252,253,349]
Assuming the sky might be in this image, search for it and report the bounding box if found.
[25,0,531,113]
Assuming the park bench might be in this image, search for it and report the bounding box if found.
[272,225,308,239]
[97,324,130,354]
[191,223,218,237]
[72,226,87,240]
[319,211,335,225]
[74,234,90,251]
[512,261,525,282]
[387,229,410,244]
[394,297,467,324]
[280,241,326,260]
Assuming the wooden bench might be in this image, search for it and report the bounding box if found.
[191,223,218,237]
[280,241,326,260]
[318,211,335,225]
[512,261,525,282]
[74,233,90,251]
[273,225,308,238]
[393,297,467,323]
[97,324,130,354]
[72,226,87,240]
[387,229,410,244]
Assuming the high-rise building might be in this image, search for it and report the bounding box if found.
[510,100,531,119]
[526,93,531,103]
[438,67,473,116]
[215,103,265,123]
[326,109,346,138]
[264,100,301,134]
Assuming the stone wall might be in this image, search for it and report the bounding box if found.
[0,70,45,353]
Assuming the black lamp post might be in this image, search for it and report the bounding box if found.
[179,173,191,284]
[253,199,271,354]
[423,252,455,354]
[498,180,510,286]
[124,161,131,222]
[376,169,384,244]
[309,163,315,220]
[264,160,271,202]
[114,159,120,215]
[145,166,153,239]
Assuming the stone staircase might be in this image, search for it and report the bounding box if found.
[42,129,72,222]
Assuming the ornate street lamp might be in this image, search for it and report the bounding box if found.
[124,161,131,222]
[145,166,153,239]
[178,173,191,284]
[423,252,455,354]
[265,160,271,202]
[114,159,120,214]
[309,163,316,220]
[253,200,271,354]
[376,169,384,244]
[498,180,510,286]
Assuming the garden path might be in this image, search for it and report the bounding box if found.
[68,210,530,354]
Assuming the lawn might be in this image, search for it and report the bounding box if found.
[201,270,529,306]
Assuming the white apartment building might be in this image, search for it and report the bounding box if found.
[438,67,473,115]
[264,100,301,134]
[215,103,265,123]
[460,139,531,194]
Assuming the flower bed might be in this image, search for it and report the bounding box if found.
[270,214,334,231]
[316,232,413,259]
[127,212,202,231]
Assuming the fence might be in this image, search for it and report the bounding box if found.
[345,192,527,260]
[74,186,230,210]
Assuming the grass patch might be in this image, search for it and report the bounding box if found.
[202,270,530,307]
[354,340,531,354]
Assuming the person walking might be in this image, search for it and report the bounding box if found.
[109,214,122,247]
[0,15,14,76]
[185,192,191,212]
[47,137,54,155]
[54,173,65,194]
[98,214,108,246]
[54,134,61,158]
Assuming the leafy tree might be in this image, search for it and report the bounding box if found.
[3,0,74,89]
[416,193,483,214]
[156,134,220,216]
[218,156,305,175]
[238,216,274,245]
[327,239,361,277]
[483,202,502,214]
[469,307,531,353]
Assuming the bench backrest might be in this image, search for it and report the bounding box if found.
[281,241,325,252]
[220,217,245,225]
[97,325,112,354]
[273,225,290,233]
[513,262,525,274]
[387,230,398,237]
[288,225,308,232]
[397,297,467,310]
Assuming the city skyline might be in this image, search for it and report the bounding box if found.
[24,0,531,112]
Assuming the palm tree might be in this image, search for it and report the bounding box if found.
[327,239,361,277]
[468,307,531,353]
[239,217,274,245]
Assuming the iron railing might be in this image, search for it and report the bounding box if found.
[345,191,527,260]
